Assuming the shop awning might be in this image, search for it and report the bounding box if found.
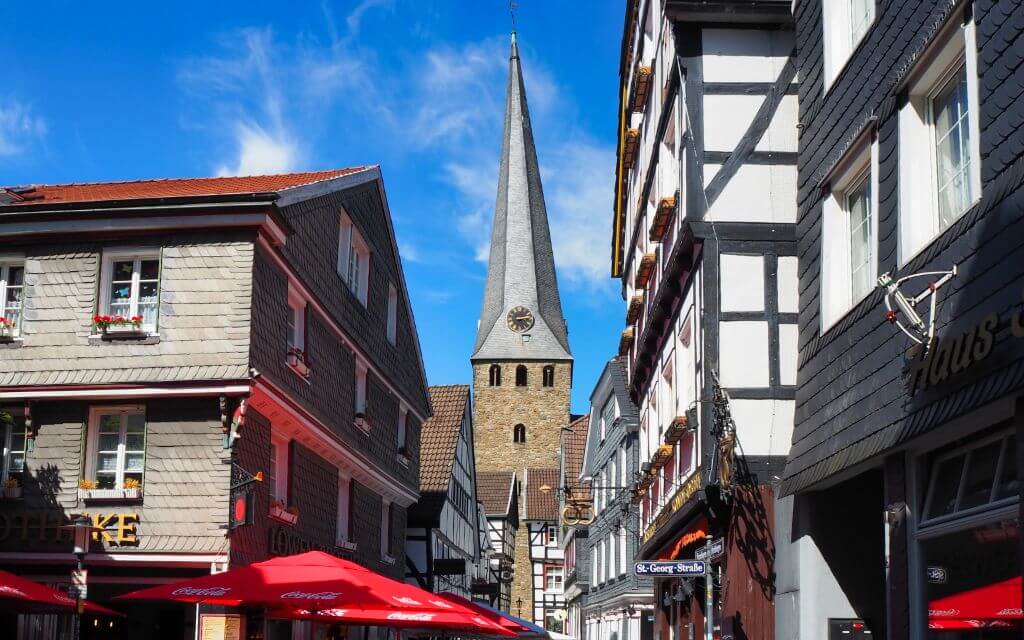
[0,569,121,616]
[928,576,1022,627]
[436,591,531,633]
[116,551,514,636]
[658,517,707,561]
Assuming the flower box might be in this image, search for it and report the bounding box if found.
[80,487,143,502]
[664,415,690,444]
[94,315,146,340]
[336,539,358,552]
[651,444,673,470]
[100,328,149,341]
[649,196,677,242]
[634,253,657,289]
[286,349,310,377]
[354,413,371,433]
[631,64,652,113]
[2,486,22,500]
[269,504,299,525]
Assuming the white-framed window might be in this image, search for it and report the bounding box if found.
[591,545,599,585]
[287,287,306,354]
[545,565,564,593]
[85,406,146,490]
[396,406,408,453]
[1,411,27,484]
[337,211,370,306]
[0,260,25,338]
[336,473,353,544]
[386,283,398,344]
[381,499,393,559]
[898,14,981,264]
[545,524,558,547]
[354,361,368,416]
[98,250,160,332]
[821,136,879,331]
[821,0,876,89]
[608,533,616,579]
[269,437,289,504]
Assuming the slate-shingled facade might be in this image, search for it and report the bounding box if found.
[0,168,430,637]
[779,1,1023,638]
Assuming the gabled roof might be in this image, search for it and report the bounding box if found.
[477,470,517,517]
[524,467,559,521]
[472,36,571,363]
[0,168,372,207]
[561,414,591,502]
[582,357,639,475]
[410,385,471,523]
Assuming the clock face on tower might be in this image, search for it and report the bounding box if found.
[506,306,535,333]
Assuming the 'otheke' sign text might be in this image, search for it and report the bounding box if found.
[634,561,706,577]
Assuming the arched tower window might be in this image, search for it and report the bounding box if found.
[513,423,527,443]
[542,365,555,387]
[489,364,502,387]
[515,365,528,387]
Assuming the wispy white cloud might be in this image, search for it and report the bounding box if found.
[0,101,47,157]
[345,0,393,37]
[215,123,298,176]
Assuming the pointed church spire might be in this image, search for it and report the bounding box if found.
[472,35,572,362]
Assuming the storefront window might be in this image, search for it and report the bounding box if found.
[918,430,1020,638]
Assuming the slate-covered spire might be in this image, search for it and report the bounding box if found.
[472,34,572,362]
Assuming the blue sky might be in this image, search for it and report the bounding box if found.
[1,1,625,413]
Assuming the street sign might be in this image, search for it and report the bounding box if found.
[695,538,725,562]
[634,561,706,577]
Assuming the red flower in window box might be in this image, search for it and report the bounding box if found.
[93,314,144,331]
[0,317,15,340]
[286,347,311,377]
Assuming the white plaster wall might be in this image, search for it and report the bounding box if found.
[720,254,765,312]
[730,399,795,457]
[702,94,798,153]
[779,323,799,386]
[775,495,859,640]
[701,28,794,83]
[777,256,799,313]
[704,163,798,223]
[719,321,769,387]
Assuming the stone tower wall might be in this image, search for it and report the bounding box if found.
[471,361,572,471]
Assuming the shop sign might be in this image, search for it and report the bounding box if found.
[268,525,341,558]
[0,511,138,546]
[635,561,706,577]
[906,300,1024,396]
[694,538,724,562]
[199,613,242,640]
[642,471,702,544]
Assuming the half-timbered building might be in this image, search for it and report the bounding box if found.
[778,1,1023,638]
[476,470,519,611]
[611,1,798,638]
[405,384,484,597]
[523,468,566,633]
[559,414,591,640]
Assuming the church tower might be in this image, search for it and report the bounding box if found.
[472,34,572,619]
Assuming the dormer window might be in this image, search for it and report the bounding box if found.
[338,211,370,306]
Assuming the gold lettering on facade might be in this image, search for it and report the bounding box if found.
[116,514,138,544]
[642,470,702,544]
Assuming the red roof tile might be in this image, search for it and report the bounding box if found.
[0,168,372,207]
[525,468,560,521]
[478,470,517,516]
[562,414,591,501]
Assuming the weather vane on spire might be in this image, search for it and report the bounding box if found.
[509,0,517,34]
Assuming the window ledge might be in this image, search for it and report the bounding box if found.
[354,414,372,434]
[269,504,299,526]
[395,454,411,468]
[381,553,396,565]
[336,540,358,552]
[79,487,143,503]
[0,337,24,349]
[287,361,311,382]
[89,333,159,346]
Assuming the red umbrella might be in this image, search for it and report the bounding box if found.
[117,551,513,636]
[436,591,530,633]
[0,569,121,616]
[274,606,516,636]
[929,576,1022,624]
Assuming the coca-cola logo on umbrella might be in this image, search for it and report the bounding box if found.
[280,591,341,600]
[172,587,232,597]
[387,612,436,622]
